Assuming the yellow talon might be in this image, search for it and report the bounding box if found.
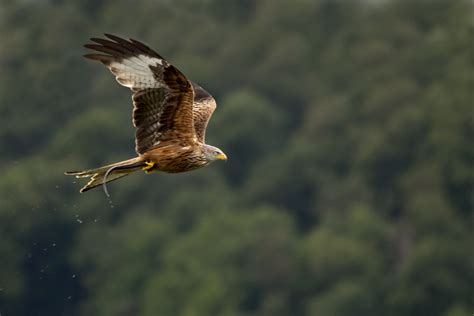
[142,160,155,173]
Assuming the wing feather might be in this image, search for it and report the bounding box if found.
[84,34,196,154]
[191,82,217,143]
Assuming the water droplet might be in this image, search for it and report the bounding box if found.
[76,219,83,224]
[52,243,56,247]
[107,198,115,209]
[67,296,72,300]
[72,274,76,278]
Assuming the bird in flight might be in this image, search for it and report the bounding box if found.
[65,34,227,194]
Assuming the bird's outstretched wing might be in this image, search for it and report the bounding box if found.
[84,34,196,154]
[191,82,217,143]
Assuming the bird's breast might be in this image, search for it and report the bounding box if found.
[144,145,208,173]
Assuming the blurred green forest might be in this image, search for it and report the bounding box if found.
[0,0,473,315]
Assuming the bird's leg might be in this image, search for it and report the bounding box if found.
[142,160,155,173]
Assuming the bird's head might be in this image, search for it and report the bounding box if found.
[202,144,227,163]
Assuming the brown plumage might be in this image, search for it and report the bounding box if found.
[65,34,227,193]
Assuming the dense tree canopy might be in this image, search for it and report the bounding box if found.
[0,0,472,315]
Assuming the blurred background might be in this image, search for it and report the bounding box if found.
[0,0,473,315]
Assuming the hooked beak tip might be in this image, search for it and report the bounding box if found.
[216,153,228,161]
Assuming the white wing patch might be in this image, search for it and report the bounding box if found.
[108,55,164,90]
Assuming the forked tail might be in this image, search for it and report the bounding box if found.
[65,157,147,195]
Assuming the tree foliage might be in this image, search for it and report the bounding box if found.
[0,0,472,315]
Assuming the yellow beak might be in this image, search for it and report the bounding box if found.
[215,152,228,161]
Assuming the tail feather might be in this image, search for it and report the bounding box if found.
[65,157,146,193]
